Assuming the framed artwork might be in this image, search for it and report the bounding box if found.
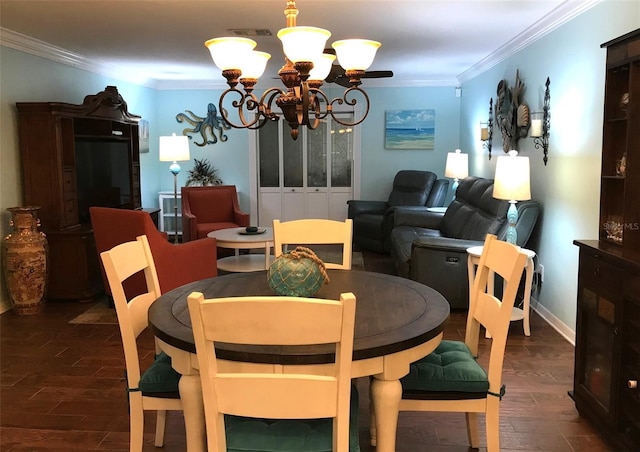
[385,109,435,150]
[139,119,150,153]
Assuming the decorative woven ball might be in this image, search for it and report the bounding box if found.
[267,251,325,297]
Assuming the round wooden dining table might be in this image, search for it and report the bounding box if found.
[149,269,450,452]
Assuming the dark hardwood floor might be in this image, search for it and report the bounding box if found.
[1,249,615,451]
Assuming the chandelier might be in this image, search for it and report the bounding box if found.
[205,0,381,140]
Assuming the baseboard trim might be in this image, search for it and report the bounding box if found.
[532,299,575,346]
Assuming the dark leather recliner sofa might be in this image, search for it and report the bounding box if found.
[347,170,449,253]
[389,176,541,309]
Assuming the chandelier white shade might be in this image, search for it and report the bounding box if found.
[204,0,381,140]
[277,26,331,63]
[308,53,336,81]
[332,39,381,71]
[205,37,256,71]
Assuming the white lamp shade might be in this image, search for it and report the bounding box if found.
[159,133,190,162]
[239,51,271,80]
[277,26,331,63]
[205,37,256,71]
[331,39,381,71]
[445,149,469,180]
[493,151,531,201]
[309,53,336,81]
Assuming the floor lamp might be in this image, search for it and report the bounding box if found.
[493,150,531,244]
[444,148,468,200]
[159,133,190,243]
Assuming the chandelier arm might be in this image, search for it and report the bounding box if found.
[310,89,329,118]
[297,84,311,128]
[328,87,371,126]
[219,88,263,129]
[259,87,285,117]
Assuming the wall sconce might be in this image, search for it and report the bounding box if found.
[481,98,493,159]
[531,77,551,165]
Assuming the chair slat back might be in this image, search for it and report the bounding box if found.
[100,235,162,386]
[465,234,527,387]
[273,219,353,269]
[187,291,357,451]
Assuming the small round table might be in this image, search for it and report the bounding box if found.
[466,245,536,336]
[207,227,274,272]
[149,270,450,452]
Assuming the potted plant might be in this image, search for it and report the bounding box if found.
[185,158,223,186]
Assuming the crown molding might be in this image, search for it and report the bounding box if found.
[2,1,604,91]
[0,27,158,88]
[457,0,604,83]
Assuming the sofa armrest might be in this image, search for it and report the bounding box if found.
[411,236,484,254]
[394,207,445,229]
[182,211,197,242]
[233,209,251,227]
[347,200,388,218]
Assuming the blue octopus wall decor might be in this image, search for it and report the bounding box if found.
[176,103,231,146]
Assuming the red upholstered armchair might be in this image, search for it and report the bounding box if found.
[181,185,250,242]
[90,207,218,299]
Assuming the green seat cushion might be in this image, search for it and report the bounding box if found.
[225,383,360,452]
[138,352,181,395]
[401,340,489,393]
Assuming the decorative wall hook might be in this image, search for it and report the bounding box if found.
[481,98,494,160]
[531,77,551,165]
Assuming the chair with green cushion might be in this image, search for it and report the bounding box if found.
[100,235,183,452]
[388,234,528,452]
[187,291,360,452]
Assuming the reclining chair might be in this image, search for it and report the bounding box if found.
[347,170,449,253]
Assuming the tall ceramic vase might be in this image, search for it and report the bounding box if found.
[2,206,48,315]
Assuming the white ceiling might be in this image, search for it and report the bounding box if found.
[0,0,600,89]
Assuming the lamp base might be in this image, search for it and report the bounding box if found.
[505,201,518,244]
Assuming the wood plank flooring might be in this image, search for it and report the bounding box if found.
[1,249,615,451]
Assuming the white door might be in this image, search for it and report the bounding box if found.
[254,113,359,227]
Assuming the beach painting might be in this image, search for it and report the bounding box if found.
[385,109,435,150]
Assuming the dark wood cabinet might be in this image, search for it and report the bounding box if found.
[573,28,640,451]
[598,29,640,248]
[17,86,141,301]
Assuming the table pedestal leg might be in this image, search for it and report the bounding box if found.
[370,377,402,452]
[179,374,206,452]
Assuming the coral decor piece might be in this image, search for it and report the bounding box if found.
[494,70,530,152]
[2,206,48,315]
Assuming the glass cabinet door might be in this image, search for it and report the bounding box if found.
[579,287,616,412]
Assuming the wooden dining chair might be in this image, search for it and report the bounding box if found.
[272,218,354,269]
[100,235,183,452]
[388,234,528,452]
[187,291,360,452]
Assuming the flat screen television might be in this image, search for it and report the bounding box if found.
[75,139,131,223]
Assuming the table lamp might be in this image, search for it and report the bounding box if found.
[159,133,190,243]
[493,150,531,244]
[444,148,468,198]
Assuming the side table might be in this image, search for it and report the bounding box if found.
[207,227,274,272]
[466,245,536,336]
